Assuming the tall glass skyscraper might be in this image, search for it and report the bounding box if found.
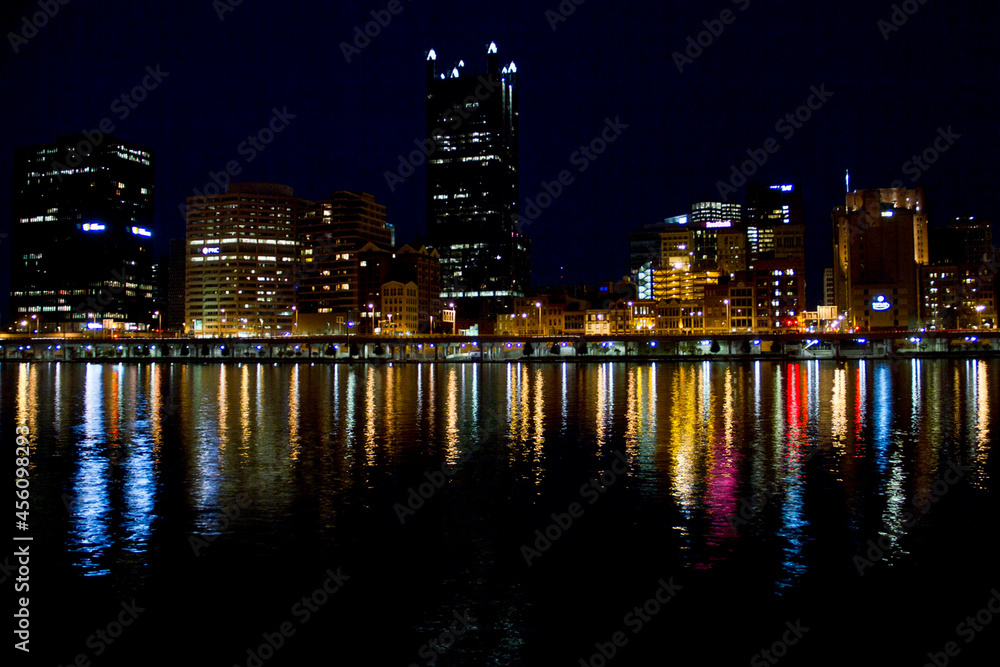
[10,135,156,332]
[425,42,530,319]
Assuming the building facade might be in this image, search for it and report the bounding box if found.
[10,134,156,332]
[832,187,928,331]
[185,183,303,336]
[297,191,393,331]
[425,43,530,316]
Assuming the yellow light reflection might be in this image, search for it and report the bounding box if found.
[289,364,301,462]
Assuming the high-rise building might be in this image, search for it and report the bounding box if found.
[744,183,803,266]
[425,42,529,317]
[919,264,996,329]
[167,238,186,331]
[185,183,303,336]
[832,187,929,331]
[690,202,741,271]
[10,134,156,332]
[297,191,393,331]
[945,217,993,264]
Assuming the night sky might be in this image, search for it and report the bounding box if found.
[3,0,999,321]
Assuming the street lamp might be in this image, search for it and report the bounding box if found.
[975,304,986,329]
[154,310,161,332]
[535,301,542,336]
[30,313,38,334]
[367,302,374,333]
[292,305,298,335]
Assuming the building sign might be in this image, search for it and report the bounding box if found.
[871,295,891,311]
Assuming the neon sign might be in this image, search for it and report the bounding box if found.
[872,295,891,311]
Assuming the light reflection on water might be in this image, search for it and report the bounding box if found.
[5,359,995,595]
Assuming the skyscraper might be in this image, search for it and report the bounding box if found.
[10,134,156,332]
[832,187,929,331]
[425,42,529,318]
[185,182,303,336]
[744,183,803,266]
[297,191,393,331]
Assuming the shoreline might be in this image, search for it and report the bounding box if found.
[3,351,999,365]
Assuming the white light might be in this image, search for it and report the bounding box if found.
[427,49,436,61]
[488,42,498,54]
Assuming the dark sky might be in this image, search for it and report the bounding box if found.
[2,0,999,320]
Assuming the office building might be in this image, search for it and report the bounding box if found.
[297,191,393,331]
[381,280,419,335]
[185,182,303,336]
[163,238,187,331]
[10,134,155,332]
[920,264,996,329]
[425,43,530,317]
[832,187,929,331]
[744,184,803,266]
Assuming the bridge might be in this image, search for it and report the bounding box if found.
[2,330,998,362]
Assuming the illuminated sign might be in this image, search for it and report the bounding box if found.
[769,184,794,192]
[202,247,220,255]
[705,221,733,229]
[881,211,894,218]
[872,295,891,311]
[86,322,103,330]
[82,223,105,231]
[130,226,152,237]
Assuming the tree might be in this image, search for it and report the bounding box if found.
[523,342,534,357]
[575,340,589,355]
[549,342,560,355]
[741,339,752,354]
[710,340,720,354]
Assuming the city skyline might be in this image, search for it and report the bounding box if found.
[3,1,999,324]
